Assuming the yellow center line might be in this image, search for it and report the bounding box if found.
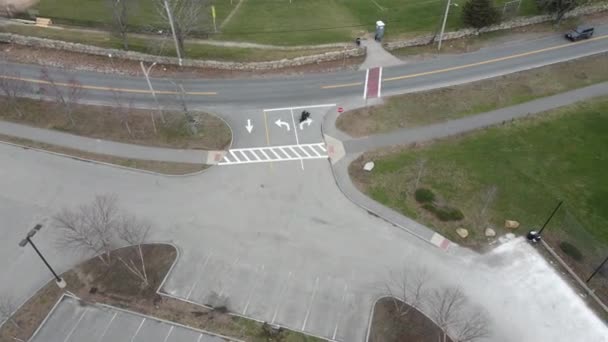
[384,35,608,82]
[321,82,363,89]
[0,75,217,96]
[319,35,608,89]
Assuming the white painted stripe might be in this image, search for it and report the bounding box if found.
[197,334,203,342]
[318,144,327,152]
[299,146,312,157]
[301,277,319,331]
[268,148,281,159]
[222,154,232,163]
[378,67,383,98]
[64,310,87,342]
[271,272,293,324]
[163,326,174,342]
[279,147,296,159]
[332,283,349,340]
[247,150,262,161]
[259,149,271,160]
[98,312,117,342]
[263,103,336,112]
[288,146,301,158]
[130,318,146,342]
[229,150,241,162]
[363,68,370,99]
[238,150,251,162]
[307,145,321,157]
[186,253,212,300]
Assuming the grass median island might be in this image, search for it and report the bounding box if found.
[0,96,231,150]
[350,97,608,249]
[337,53,608,137]
[0,244,323,342]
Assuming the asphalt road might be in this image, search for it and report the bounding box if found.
[2,24,608,112]
[2,26,608,342]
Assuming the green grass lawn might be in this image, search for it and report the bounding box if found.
[33,0,540,45]
[350,97,608,251]
[35,0,231,31]
[0,24,338,61]
[337,53,608,137]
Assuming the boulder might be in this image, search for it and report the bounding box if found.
[504,220,520,229]
[363,161,375,172]
[485,227,496,237]
[456,228,469,239]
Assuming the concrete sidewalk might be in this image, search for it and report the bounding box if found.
[0,120,209,164]
[344,81,608,153]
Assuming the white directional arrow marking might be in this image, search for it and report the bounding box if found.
[246,119,253,133]
[299,118,313,130]
[274,119,291,131]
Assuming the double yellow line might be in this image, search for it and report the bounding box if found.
[321,34,608,89]
[0,74,217,96]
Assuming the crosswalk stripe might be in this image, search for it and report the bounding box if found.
[218,143,328,166]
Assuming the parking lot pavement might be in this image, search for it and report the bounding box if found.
[30,295,235,342]
[161,249,375,342]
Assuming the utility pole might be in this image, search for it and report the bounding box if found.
[437,0,452,51]
[163,0,183,66]
[140,61,163,132]
[527,200,563,242]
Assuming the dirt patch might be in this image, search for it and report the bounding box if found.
[0,244,322,342]
[369,297,451,342]
[337,52,608,137]
[0,43,364,79]
[0,134,207,175]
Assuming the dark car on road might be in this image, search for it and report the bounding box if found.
[565,26,594,41]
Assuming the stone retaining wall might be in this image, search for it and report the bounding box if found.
[0,33,366,70]
[384,3,608,50]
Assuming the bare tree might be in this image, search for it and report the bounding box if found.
[171,80,197,135]
[156,0,210,59]
[39,68,84,127]
[0,69,31,118]
[0,295,20,330]
[476,185,497,228]
[53,195,120,265]
[413,158,428,192]
[116,215,151,287]
[107,0,134,50]
[386,268,428,318]
[430,287,490,342]
[536,0,578,23]
[110,90,135,138]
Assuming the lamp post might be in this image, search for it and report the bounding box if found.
[586,255,608,284]
[18,224,66,288]
[437,1,458,51]
[527,201,563,243]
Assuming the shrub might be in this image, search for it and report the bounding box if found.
[462,0,501,28]
[421,203,464,221]
[415,188,436,203]
[559,241,584,262]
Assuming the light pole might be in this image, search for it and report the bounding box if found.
[140,61,165,132]
[527,200,563,242]
[586,255,608,284]
[18,224,66,289]
[437,0,458,51]
[163,0,183,66]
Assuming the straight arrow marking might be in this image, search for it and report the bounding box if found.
[246,119,253,133]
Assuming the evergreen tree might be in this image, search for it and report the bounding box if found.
[462,0,501,28]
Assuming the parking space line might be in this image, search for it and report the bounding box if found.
[301,277,319,332]
[97,312,117,342]
[197,334,203,342]
[332,284,348,340]
[130,318,146,342]
[163,326,174,342]
[64,309,87,342]
[271,271,293,324]
[243,264,265,315]
[378,67,383,98]
[187,253,213,300]
[218,258,240,297]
